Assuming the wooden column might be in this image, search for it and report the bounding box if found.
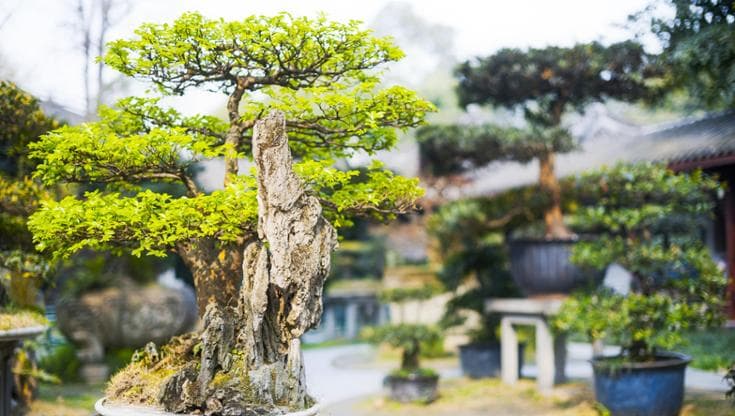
[724,173,735,320]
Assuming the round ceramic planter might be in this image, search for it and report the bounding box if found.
[0,325,47,416]
[458,342,525,379]
[508,238,601,296]
[95,398,320,416]
[384,373,439,403]
[591,352,690,416]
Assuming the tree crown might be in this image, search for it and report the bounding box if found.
[456,41,653,125]
[28,12,433,259]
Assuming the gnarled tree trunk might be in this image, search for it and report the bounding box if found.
[538,152,573,239]
[159,111,337,414]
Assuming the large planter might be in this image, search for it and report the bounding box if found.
[94,398,320,416]
[0,325,47,416]
[384,373,439,403]
[508,238,600,296]
[591,352,690,416]
[458,342,525,379]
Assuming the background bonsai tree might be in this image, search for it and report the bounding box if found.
[554,163,727,361]
[0,80,58,317]
[418,41,654,238]
[428,199,522,344]
[362,286,442,377]
[27,12,433,414]
[636,0,735,109]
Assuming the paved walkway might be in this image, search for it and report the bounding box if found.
[303,341,729,409]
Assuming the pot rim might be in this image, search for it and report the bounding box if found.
[94,398,320,416]
[385,373,440,382]
[590,351,691,371]
[0,325,47,342]
[459,342,501,349]
[508,236,581,244]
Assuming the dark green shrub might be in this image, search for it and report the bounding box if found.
[38,343,81,383]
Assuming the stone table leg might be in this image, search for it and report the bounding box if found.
[535,318,554,393]
[500,316,519,385]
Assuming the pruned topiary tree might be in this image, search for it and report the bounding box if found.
[418,41,655,238]
[27,12,433,414]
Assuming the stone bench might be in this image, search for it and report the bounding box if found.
[486,298,566,394]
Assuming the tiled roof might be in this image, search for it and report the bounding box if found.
[627,110,735,168]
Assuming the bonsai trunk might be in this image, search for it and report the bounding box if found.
[177,240,244,317]
[156,111,338,414]
[401,340,421,372]
[538,152,573,239]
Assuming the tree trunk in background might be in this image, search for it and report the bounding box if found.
[538,152,573,239]
[160,111,337,414]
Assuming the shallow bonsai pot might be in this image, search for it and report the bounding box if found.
[458,342,525,378]
[384,373,439,403]
[95,398,320,416]
[591,352,690,416]
[508,238,600,296]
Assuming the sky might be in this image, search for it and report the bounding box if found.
[0,0,655,116]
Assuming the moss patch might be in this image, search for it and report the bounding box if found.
[106,333,197,406]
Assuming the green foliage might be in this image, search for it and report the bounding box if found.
[0,81,60,178]
[673,329,735,371]
[646,0,735,109]
[29,180,258,258]
[554,163,727,361]
[455,41,655,124]
[106,348,136,375]
[0,82,60,305]
[361,323,442,371]
[29,12,433,261]
[416,124,574,176]
[38,343,81,383]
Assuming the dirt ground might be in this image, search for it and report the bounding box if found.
[321,378,733,416]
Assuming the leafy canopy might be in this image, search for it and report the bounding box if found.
[28,12,433,260]
[554,163,726,359]
[0,82,59,286]
[456,41,654,125]
[647,0,735,109]
[417,41,653,177]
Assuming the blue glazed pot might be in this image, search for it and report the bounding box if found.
[458,342,525,378]
[592,352,691,416]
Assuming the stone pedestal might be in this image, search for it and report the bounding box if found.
[486,298,566,394]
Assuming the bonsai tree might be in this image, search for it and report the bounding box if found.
[362,286,443,402]
[418,41,654,238]
[27,12,433,414]
[428,199,521,344]
[0,80,58,317]
[554,163,727,361]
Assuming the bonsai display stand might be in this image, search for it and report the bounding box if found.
[0,326,46,416]
[486,298,566,394]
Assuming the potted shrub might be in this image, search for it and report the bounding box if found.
[427,203,523,377]
[363,287,442,403]
[26,12,433,416]
[418,41,656,295]
[554,163,727,416]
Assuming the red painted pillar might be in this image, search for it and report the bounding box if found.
[724,182,735,320]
